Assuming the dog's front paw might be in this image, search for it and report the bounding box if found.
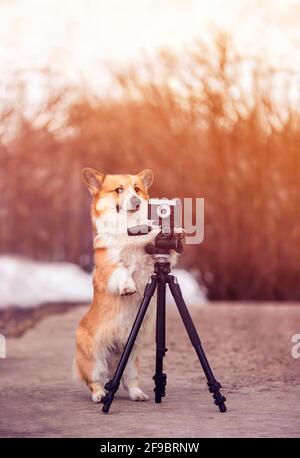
[108,267,137,296]
[119,277,137,296]
[129,387,149,401]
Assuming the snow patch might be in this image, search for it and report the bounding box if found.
[168,269,207,306]
[0,256,92,308]
[0,256,206,309]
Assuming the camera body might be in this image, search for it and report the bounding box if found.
[127,197,184,253]
[148,198,181,235]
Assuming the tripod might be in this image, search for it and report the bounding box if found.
[101,231,227,414]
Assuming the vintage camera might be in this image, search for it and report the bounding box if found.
[148,198,182,235]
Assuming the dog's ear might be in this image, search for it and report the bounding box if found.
[138,169,154,189]
[82,168,104,195]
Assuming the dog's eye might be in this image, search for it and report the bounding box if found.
[115,187,123,194]
[134,186,140,193]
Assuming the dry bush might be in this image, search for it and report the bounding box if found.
[1,34,299,300]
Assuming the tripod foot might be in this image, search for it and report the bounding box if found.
[219,403,227,413]
[101,393,114,414]
[207,380,227,413]
[153,373,167,403]
[101,380,119,414]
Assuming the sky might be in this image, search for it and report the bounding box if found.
[0,0,299,95]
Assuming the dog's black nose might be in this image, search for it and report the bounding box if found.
[130,196,141,208]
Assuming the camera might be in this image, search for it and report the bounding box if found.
[148,198,181,235]
[127,197,184,253]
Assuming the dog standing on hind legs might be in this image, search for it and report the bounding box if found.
[75,168,177,403]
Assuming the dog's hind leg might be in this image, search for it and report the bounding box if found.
[88,381,106,403]
[88,351,110,403]
[122,350,149,401]
[76,346,109,403]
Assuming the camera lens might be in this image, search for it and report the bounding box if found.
[157,204,171,219]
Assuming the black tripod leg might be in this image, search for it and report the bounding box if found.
[153,278,167,403]
[168,276,227,413]
[101,278,157,414]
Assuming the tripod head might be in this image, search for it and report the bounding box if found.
[127,224,184,255]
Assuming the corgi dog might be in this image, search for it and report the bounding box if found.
[75,168,177,403]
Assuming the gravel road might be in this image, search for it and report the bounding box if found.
[0,303,299,438]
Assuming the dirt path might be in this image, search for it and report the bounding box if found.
[0,303,299,438]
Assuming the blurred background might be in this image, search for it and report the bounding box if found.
[0,0,300,321]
